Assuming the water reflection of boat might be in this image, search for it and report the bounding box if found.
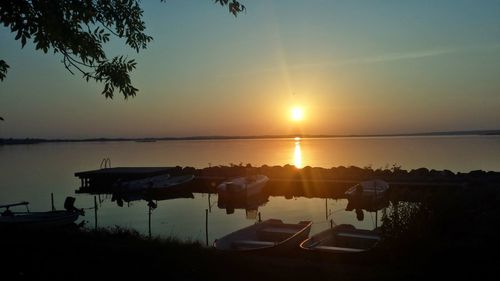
[217,190,269,217]
[345,196,389,213]
[217,175,269,197]
[300,224,381,254]
[214,219,312,252]
[0,198,82,228]
[345,179,389,202]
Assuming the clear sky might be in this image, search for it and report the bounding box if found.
[1,0,499,138]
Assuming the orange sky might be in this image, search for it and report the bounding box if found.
[0,1,499,138]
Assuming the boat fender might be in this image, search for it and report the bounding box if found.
[336,224,355,231]
[64,196,85,215]
[147,200,157,209]
[1,208,14,216]
[64,196,76,211]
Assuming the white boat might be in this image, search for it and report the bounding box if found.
[300,224,381,254]
[116,174,194,192]
[217,175,269,197]
[111,190,195,206]
[214,219,312,252]
[0,199,82,229]
[344,179,389,201]
[114,174,170,191]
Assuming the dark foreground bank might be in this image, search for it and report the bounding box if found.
[2,185,499,281]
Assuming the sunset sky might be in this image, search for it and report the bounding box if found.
[1,0,499,138]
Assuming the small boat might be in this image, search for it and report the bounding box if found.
[0,198,82,229]
[114,174,170,191]
[300,224,381,254]
[214,219,312,252]
[217,175,269,198]
[112,190,195,207]
[345,179,389,202]
[151,174,195,191]
[116,174,194,192]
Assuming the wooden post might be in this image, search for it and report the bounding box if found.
[94,196,98,230]
[205,209,209,246]
[325,198,328,220]
[208,193,211,213]
[148,205,152,239]
[51,193,55,211]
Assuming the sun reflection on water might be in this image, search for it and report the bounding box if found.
[294,137,303,168]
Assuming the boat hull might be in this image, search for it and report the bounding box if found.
[300,224,381,256]
[0,211,80,229]
[345,179,389,202]
[217,175,269,199]
[116,174,194,193]
[214,219,312,253]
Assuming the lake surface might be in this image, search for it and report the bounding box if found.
[1,135,499,242]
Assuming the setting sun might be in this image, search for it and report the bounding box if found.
[291,107,304,121]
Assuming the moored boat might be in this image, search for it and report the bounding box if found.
[0,198,82,229]
[214,219,312,252]
[114,174,170,191]
[344,179,389,202]
[300,224,381,254]
[111,190,195,206]
[217,175,269,198]
[115,174,194,192]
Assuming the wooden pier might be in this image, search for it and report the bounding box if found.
[75,167,174,192]
[74,165,480,201]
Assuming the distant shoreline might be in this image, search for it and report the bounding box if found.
[1,129,499,145]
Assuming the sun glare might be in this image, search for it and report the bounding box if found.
[294,138,303,169]
[291,107,304,121]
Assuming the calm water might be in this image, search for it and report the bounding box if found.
[1,136,499,242]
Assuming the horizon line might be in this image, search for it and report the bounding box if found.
[1,129,499,144]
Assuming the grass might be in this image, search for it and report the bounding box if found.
[2,184,499,280]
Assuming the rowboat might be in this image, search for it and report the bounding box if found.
[217,175,269,198]
[345,179,389,202]
[114,174,170,191]
[115,174,194,192]
[300,224,381,254]
[111,190,195,206]
[0,198,82,229]
[214,219,312,252]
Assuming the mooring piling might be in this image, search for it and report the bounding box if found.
[51,193,55,211]
[94,196,98,230]
[208,194,212,213]
[148,205,152,239]
[205,209,209,246]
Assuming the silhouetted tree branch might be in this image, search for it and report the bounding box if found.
[0,0,245,99]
